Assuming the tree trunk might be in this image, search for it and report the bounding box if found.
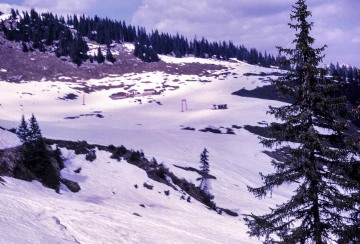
[312,186,322,244]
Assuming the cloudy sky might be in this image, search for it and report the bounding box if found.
[1,0,359,67]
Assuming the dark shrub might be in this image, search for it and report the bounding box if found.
[199,127,222,134]
[155,164,169,179]
[22,140,61,191]
[143,182,153,190]
[85,149,96,162]
[108,145,116,151]
[200,191,216,210]
[110,145,127,161]
[64,93,78,100]
[150,157,158,166]
[129,150,142,162]
[9,128,17,133]
[226,128,235,135]
[117,145,127,155]
[53,146,65,169]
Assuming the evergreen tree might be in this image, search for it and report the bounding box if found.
[106,47,116,63]
[1,8,283,68]
[355,68,360,84]
[28,114,42,142]
[199,148,210,193]
[197,148,216,209]
[10,8,17,19]
[96,47,105,63]
[17,115,29,143]
[244,1,360,243]
[134,41,159,63]
[348,66,354,83]
[16,114,60,191]
[69,34,89,66]
[22,42,29,52]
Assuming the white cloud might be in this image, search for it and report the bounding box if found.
[22,0,97,13]
[0,3,33,14]
[0,0,97,16]
[132,0,291,54]
[132,0,360,66]
[0,1,142,22]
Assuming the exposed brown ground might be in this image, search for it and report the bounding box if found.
[0,33,226,83]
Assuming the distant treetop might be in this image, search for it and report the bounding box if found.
[1,8,285,67]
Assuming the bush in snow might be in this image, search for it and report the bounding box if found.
[155,164,169,180]
[85,149,97,162]
[109,145,127,161]
[15,114,62,191]
[129,150,144,162]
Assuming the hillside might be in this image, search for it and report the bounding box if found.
[0,32,294,243]
[0,32,223,83]
[2,20,359,241]
[1,2,360,242]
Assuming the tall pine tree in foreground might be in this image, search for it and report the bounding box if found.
[244,0,360,243]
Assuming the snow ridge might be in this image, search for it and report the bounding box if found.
[0,128,21,149]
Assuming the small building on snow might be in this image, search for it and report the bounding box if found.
[213,104,228,110]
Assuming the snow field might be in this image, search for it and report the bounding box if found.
[0,52,292,243]
[0,147,256,243]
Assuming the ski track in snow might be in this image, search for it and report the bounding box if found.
[0,50,291,243]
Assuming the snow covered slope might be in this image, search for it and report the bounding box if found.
[0,127,21,149]
[0,51,289,243]
[1,148,253,243]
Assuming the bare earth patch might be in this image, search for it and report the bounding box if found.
[0,34,226,84]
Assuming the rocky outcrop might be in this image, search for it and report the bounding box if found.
[0,142,72,192]
[60,178,81,193]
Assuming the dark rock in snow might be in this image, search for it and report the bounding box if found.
[218,208,239,217]
[61,178,81,192]
[133,213,142,217]
[143,182,154,190]
[232,85,292,103]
